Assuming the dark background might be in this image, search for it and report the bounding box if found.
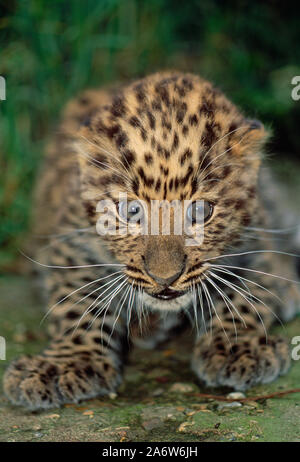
[1,0,300,267]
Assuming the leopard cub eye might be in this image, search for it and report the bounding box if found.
[186,200,213,225]
[118,200,144,223]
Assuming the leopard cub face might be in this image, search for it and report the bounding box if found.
[75,72,268,310]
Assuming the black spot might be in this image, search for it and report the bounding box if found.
[180,148,193,166]
[81,116,92,127]
[180,164,193,187]
[247,186,256,198]
[199,153,211,170]
[157,143,163,157]
[163,148,170,159]
[84,365,95,377]
[152,98,162,111]
[189,114,198,126]
[198,96,214,117]
[103,362,110,372]
[94,153,107,165]
[191,178,198,195]
[144,153,153,165]
[163,182,167,199]
[174,177,179,190]
[111,95,126,118]
[234,198,246,210]
[115,130,129,148]
[137,167,154,187]
[146,110,156,129]
[201,121,217,149]
[105,124,120,139]
[140,127,148,141]
[79,96,90,105]
[46,365,58,377]
[228,122,238,136]
[161,114,172,131]
[176,103,187,124]
[66,310,80,320]
[221,165,232,178]
[155,178,161,192]
[98,175,113,187]
[216,343,225,351]
[132,178,139,195]
[129,116,142,129]
[241,214,251,226]
[134,83,146,102]
[231,345,240,354]
[84,202,96,218]
[73,335,83,345]
[155,82,170,107]
[182,125,189,136]
[182,77,193,91]
[174,84,185,97]
[122,149,136,166]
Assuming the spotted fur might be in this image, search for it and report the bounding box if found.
[4,72,300,409]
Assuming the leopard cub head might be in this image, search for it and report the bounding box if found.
[75,72,269,310]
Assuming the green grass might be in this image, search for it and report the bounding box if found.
[1,0,300,267]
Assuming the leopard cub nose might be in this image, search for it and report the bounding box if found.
[143,235,186,287]
[145,269,184,287]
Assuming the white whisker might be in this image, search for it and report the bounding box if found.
[205,274,238,341]
[209,271,269,339]
[77,146,130,185]
[209,269,285,329]
[202,280,231,346]
[72,275,127,334]
[196,284,207,334]
[200,280,213,338]
[211,263,300,284]
[108,283,131,343]
[210,265,282,302]
[196,125,248,172]
[246,225,300,234]
[207,271,247,328]
[89,278,128,333]
[204,249,300,262]
[191,282,200,336]
[40,270,124,324]
[80,135,132,177]
[19,250,125,269]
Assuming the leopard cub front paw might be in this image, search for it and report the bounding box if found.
[3,353,122,410]
[192,334,290,391]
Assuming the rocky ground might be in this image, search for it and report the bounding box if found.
[0,275,299,442]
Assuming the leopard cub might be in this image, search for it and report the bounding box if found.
[4,71,300,409]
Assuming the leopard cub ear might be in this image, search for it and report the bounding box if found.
[243,118,271,150]
[245,119,264,130]
[229,118,270,161]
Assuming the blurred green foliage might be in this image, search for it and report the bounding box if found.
[1,0,300,267]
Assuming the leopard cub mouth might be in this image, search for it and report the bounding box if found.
[151,287,186,300]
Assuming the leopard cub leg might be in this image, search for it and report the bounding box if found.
[4,271,128,410]
[192,278,291,391]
